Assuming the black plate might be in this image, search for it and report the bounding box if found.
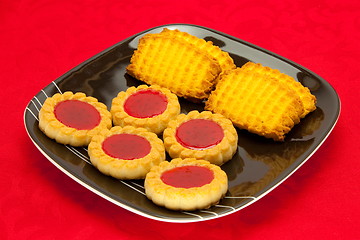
[24,24,340,222]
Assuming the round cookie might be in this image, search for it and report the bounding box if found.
[110,85,180,135]
[145,158,228,211]
[88,126,165,180]
[163,110,238,165]
[38,91,112,147]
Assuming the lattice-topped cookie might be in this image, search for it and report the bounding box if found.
[126,33,221,100]
[240,62,316,117]
[159,28,236,77]
[205,68,304,141]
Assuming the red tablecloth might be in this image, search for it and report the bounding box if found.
[2,0,359,239]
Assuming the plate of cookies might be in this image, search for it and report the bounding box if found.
[24,24,340,222]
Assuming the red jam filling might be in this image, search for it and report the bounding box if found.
[124,89,168,118]
[161,165,214,188]
[54,100,101,130]
[175,119,224,150]
[102,134,151,160]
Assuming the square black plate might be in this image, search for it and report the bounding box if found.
[24,24,340,222]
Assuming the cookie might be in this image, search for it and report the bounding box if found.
[145,158,228,211]
[126,33,221,100]
[111,84,180,134]
[88,126,165,180]
[163,110,238,165]
[38,91,112,146]
[205,68,304,141]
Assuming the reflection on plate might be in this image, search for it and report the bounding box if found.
[24,24,340,223]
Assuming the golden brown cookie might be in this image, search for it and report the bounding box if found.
[110,85,180,135]
[38,91,112,146]
[240,62,316,117]
[205,68,304,141]
[88,126,165,180]
[126,33,221,100]
[159,28,236,77]
[163,110,238,165]
[144,158,228,211]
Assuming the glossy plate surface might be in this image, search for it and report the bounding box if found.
[24,24,340,223]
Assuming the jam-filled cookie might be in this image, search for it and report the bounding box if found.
[145,158,228,211]
[163,111,238,165]
[110,85,180,135]
[38,91,112,147]
[88,126,165,180]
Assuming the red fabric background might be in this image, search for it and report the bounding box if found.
[1,0,359,239]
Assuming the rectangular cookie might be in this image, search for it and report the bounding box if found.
[205,68,304,141]
[126,33,221,100]
[240,62,316,117]
[159,28,236,75]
